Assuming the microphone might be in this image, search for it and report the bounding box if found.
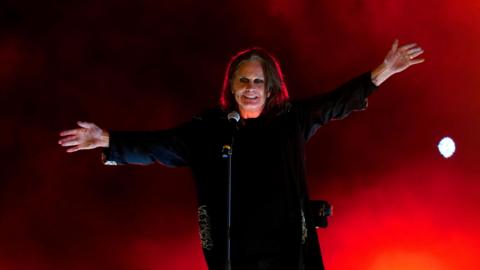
[222,111,239,158]
[227,111,240,123]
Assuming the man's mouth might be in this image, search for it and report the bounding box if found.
[243,95,258,100]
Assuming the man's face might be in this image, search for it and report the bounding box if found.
[231,60,270,118]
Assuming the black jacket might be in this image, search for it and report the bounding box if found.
[103,72,377,270]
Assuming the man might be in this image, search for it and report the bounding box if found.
[59,40,424,270]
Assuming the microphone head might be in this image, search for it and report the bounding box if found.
[227,111,240,123]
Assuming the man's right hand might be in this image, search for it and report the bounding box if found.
[58,121,109,153]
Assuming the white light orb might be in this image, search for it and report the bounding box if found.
[437,137,455,158]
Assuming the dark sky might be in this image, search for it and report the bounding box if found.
[2,0,479,269]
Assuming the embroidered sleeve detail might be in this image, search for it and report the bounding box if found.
[198,205,214,250]
[301,209,308,244]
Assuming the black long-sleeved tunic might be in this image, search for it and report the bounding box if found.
[103,72,377,270]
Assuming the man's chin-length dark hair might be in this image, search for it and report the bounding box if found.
[220,47,289,115]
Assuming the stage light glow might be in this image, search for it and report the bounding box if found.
[437,137,455,158]
[369,250,446,270]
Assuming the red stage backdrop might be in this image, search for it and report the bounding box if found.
[1,0,479,269]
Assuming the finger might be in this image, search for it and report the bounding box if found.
[410,58,425,65]
[66,146,82,153]
[399,43,418,51]
[60,128,82,136]
[391,39,399,51]
[60,138,80,147]
[58,135,77,145]
[77,121,95,129]
[409,50,424,59]
[407,47,423,55]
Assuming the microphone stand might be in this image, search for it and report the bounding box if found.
[223,112,239,270]
[222,141,233,270]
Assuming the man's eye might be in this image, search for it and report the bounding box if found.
[254,79,264,84]
[240,78,249,83]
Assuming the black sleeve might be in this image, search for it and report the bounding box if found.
[298,72,378,140]
[101,121,194,167]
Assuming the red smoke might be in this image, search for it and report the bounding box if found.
[2,0,479,269]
